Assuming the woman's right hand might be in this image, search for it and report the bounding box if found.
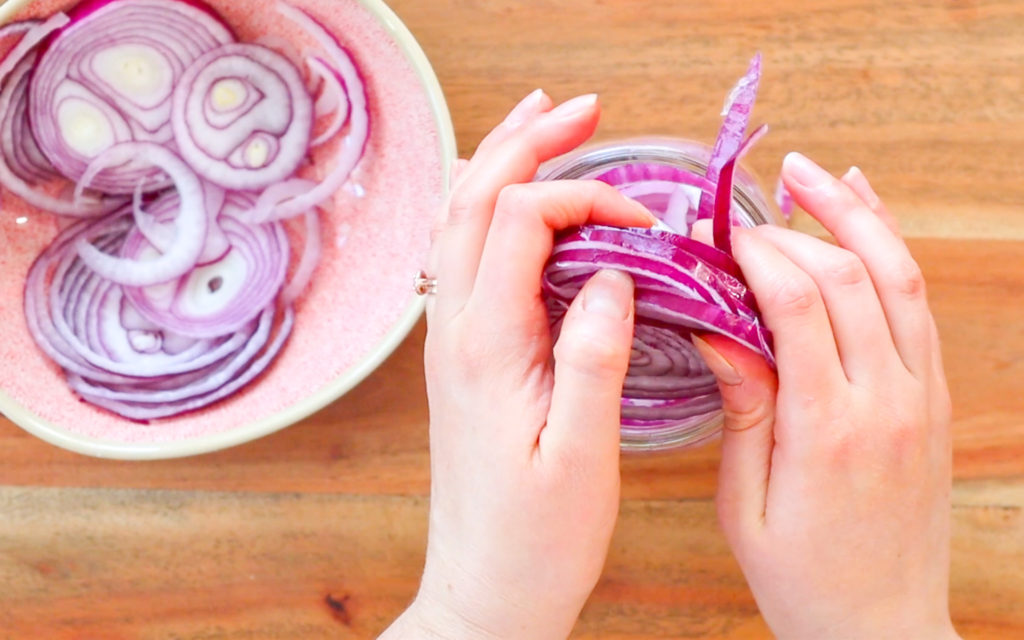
[695,153,959,639]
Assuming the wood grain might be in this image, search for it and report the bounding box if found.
[2,0,1024,637]
[1,487,1021,639]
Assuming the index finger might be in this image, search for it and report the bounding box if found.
[431,94,603,323]
[782,153,933,378]
[470,180,655,319]
[730,228,848,404]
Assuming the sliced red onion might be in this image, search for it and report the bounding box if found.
[545,226,773,361]
[69,306,274,403]
[541,56,776,438]
[0,18,40,39]
[712,123,768,253]
[25,212,253,383]
[306,56,350,147]
[0,14,122,216]
[23,205,294,421]
[250,2,369,220]
[171,42,313,190]
[131,180,174,252]
[697,53,761,222]
[544,224,774,434]
[74,142,208,286]
[280,208,322,304]
[28,0,235,194]
[70,307,294,422]
[247,177,319,222]
[311,60,341,118]
[1,54,55,184]
[13,0,364,421]
[121,194,290,338]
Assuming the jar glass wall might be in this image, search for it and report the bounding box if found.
[537,137,782,452]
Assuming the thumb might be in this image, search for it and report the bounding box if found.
[693,334,778,535]
[541,270,635,470]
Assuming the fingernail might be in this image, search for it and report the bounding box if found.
[843,166,881,209]
[549,93,598,120]
[783,151,832,190]
[504,88,545,129]
[622,193,660,226]
[692,335,743,386]
[582,269,634,320]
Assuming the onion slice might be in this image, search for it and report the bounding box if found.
[250,2,369,220]
[0,14,123,216]
[171,42,314,190]
[14,0,365,421]
[28,0,235,193]
[307,56,350,147]
[697,53,761,222]
[541,55,777,437]
[74,142,208,286]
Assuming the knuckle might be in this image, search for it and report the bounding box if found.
[445,190,474,226]
[493,183,532,219]
[887,258,927,298]
[764,274,820,317]
[554,325,629,378]
[822,250,869,288]
[722,399,774,434]
[826,428,861,464]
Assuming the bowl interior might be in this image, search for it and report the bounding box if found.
[0,0,455,458]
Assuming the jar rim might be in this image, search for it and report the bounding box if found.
[537,136,782,228]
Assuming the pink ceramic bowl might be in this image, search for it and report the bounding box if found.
[0,0,455,458]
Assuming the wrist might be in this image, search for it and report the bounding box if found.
[409,552,581,640]
[773,613,960,640]
[393,594,504,640]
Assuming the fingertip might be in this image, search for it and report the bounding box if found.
[690,218,713,245]
[548,93,600,120]
[780,153,875,228]
[543,269,634,466]
[697,333,776,392]
[551,270,635,379]
[502,88,549,129]
[781,151,834,192]
[693,334,742,386]
[840,165,883,211]
[580,269,635,322]
[619,193,659,227]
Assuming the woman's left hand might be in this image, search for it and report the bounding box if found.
[380,90,655,640]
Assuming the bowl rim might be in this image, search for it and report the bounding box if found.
[0,0,456,459]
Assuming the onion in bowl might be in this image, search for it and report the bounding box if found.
[0,0,454,457]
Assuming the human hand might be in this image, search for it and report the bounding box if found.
[380,90,656,639]
[694,153,958,639]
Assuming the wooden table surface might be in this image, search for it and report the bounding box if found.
[3,1,1024,638]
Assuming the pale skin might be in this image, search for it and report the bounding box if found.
[380,91,958,640]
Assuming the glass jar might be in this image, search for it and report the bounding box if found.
[537,137,782,452]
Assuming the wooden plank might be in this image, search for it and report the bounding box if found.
[1,486,1020,639]
[3,0,1024,634]
[386,0,1024,239]
[2,238,1022,496]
